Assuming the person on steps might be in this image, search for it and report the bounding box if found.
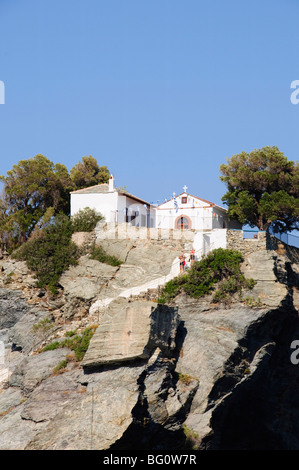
[189,250,195,266]
[179,254,186,273]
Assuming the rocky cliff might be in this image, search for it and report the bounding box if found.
[1,238,299,450]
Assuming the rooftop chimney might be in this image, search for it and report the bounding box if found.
[109,174,115,191]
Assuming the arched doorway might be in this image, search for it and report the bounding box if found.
[175,215,191,230]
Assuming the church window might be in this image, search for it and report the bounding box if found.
[176,216,190,230]
[181,197,187,204]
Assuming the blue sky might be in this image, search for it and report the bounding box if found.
[0,0,299,207]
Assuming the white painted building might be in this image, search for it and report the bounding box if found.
[70,178,241,231]
[155,185,241,231]
[70,175,155,227]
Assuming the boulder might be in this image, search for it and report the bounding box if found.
[59,255,118,301]
[81,298,179,368]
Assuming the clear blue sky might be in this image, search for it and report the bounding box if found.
[0,0,298,207]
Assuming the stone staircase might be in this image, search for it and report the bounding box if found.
[89,256,181,315]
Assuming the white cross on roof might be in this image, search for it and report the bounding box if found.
[183,185,188,193]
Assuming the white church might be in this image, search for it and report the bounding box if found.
[70,175,241,231]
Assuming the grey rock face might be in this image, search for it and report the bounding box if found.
[0,406,47,450]
[172,250,299,450]
[0,289,28,330]
[93,239,181,300]
[173,296,264,443]
[1,247,299,450]
[59,255,118,301]
[0,387,24,415]
[241,250,288,307]
[25,365,146,450]
[8,309,55,355]
[21,372,84,422]
[97,239,135,262]
[142,357,199,430]
[81,298,179,368]
[9,348,70,395]
[124,242,180,278]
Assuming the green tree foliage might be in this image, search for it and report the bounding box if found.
[0,154,110,249]
[71,207,104,232]
[0,155,73,246]
[219,146,299,232]
[13,213,78,294]
[11,210,114,294]
[158,248,255,304]
[42,326,97,362]
[70,155,110,190]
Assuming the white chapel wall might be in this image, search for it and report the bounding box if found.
[193,229,227,259]
[155,206,215,230]
[70,192,118,222]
